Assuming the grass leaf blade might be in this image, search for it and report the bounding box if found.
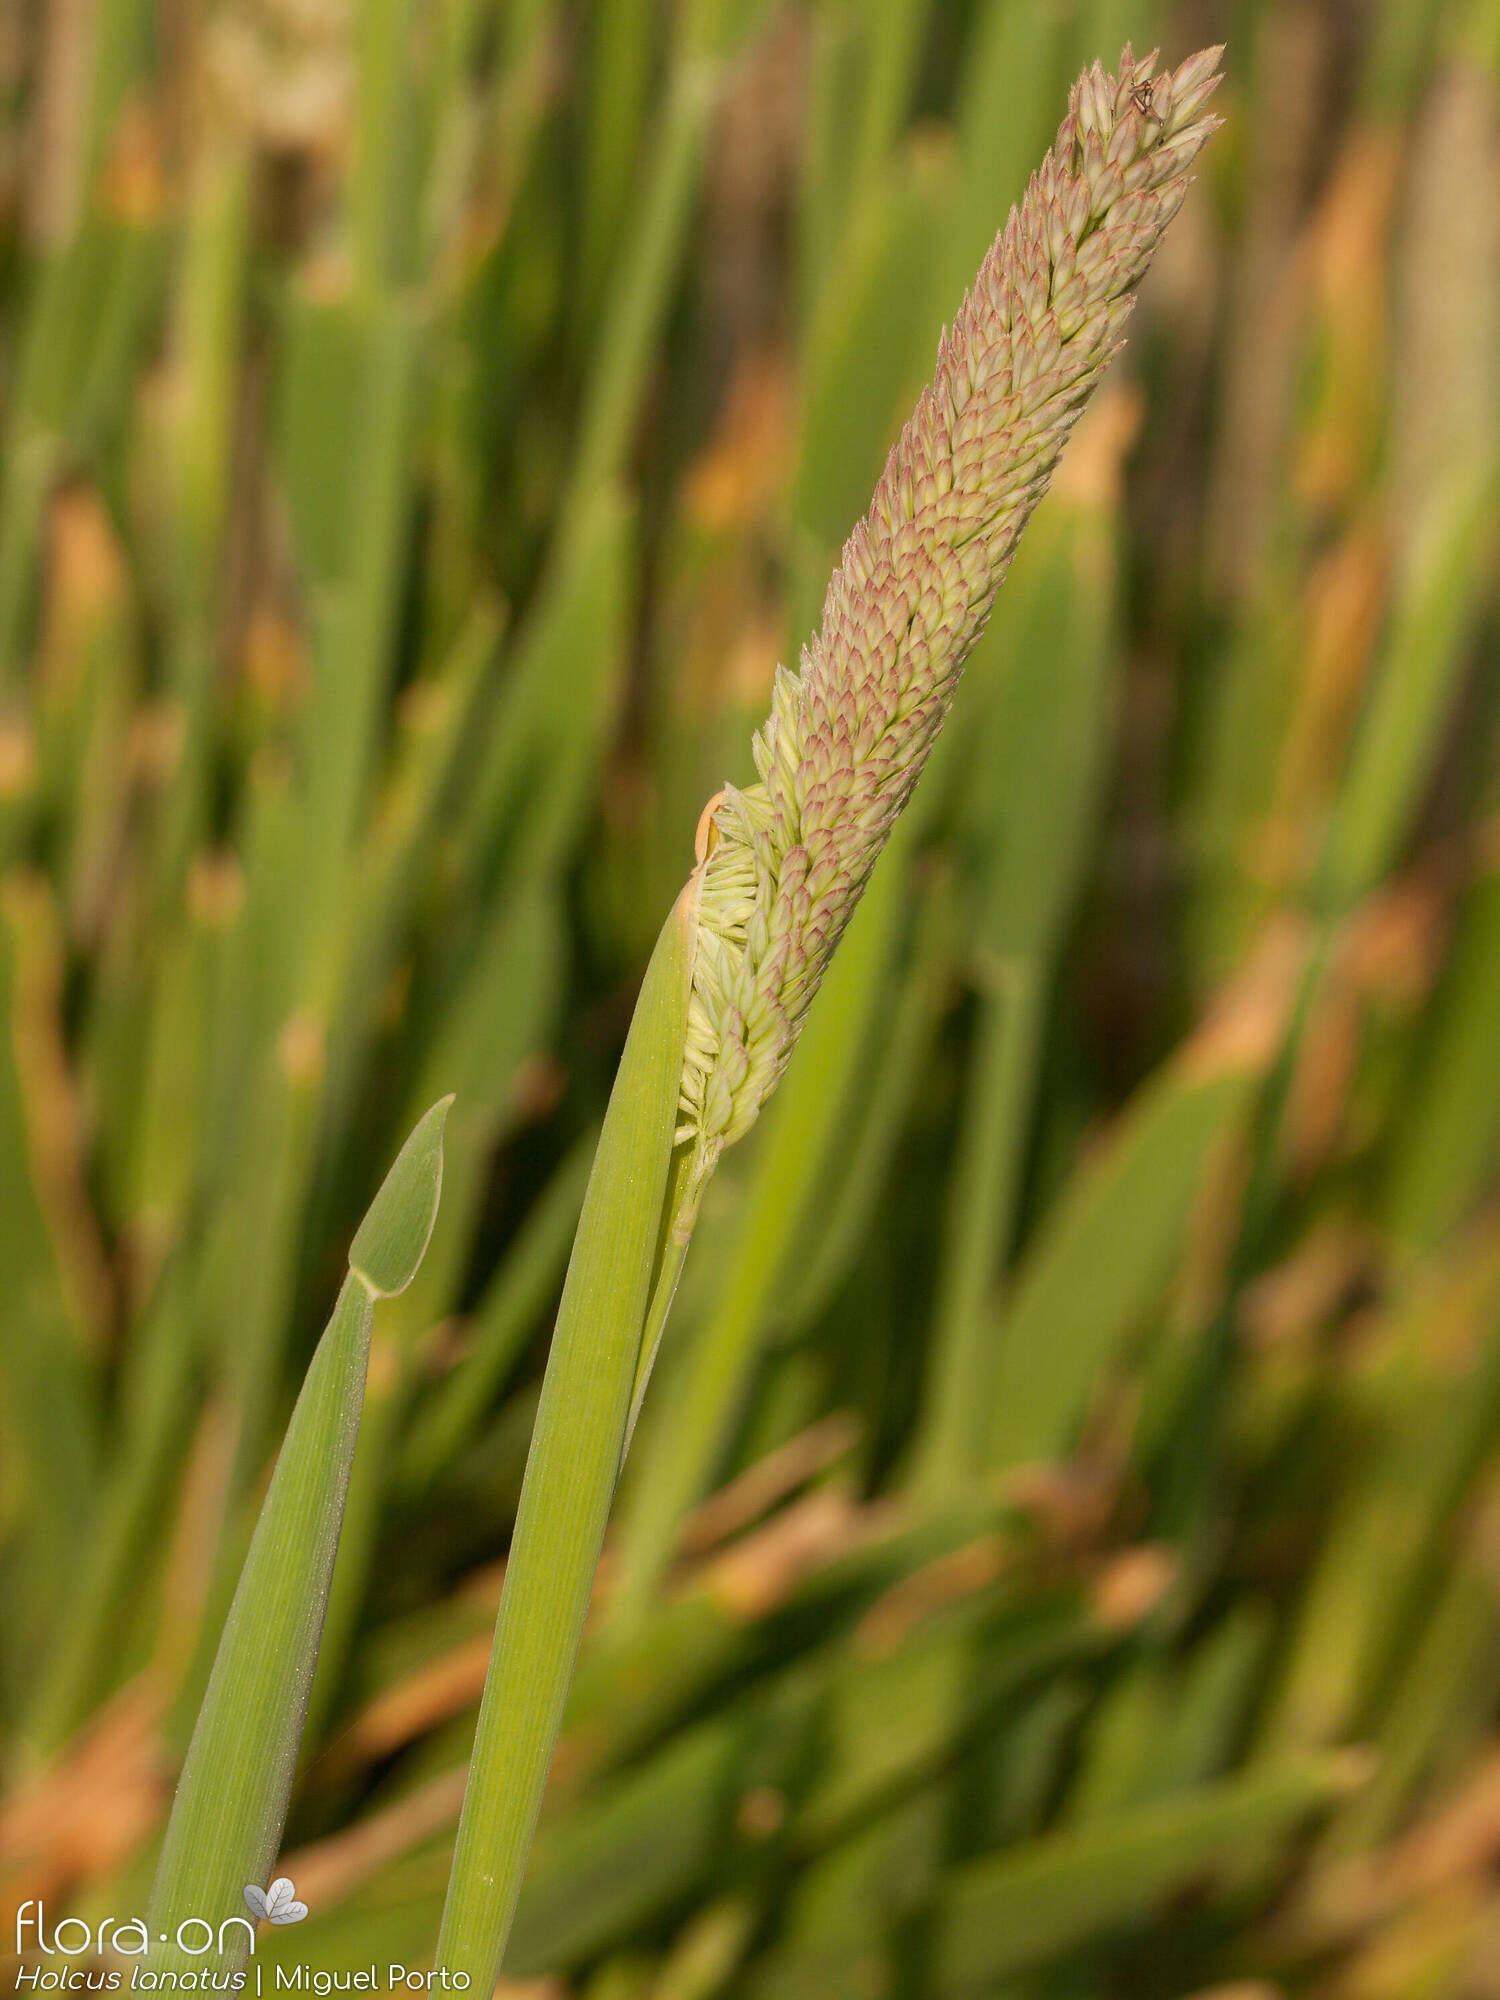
[147,1100,452,1968]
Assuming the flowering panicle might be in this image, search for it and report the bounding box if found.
[679,44,1224,1178]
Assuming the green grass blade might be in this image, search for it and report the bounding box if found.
[396,1130,596,1497]
[19,1254,200,1759]
[1320,1499,1500,1861]
[1263,1233,1500,1753]
[1383,864,1500,1255]
[788,140,953,568]
[0,873,102,1691]
[456,486,634,907]
[1322,464,1497,907]
[352,0,422,296]
[932,1754,1365,1992]
[558,7,729,537]
[303,885,563,1736]
[321,599,504,1137]
[296,304,424,996]
[146,1099,451,1970]
[990,1049,1260,1471]
[388,880,566,1333]
[948,0,1064,289]
[776,869,955,1333]
[435,886,695,1987]
[848,0,934,215]
[575,0,656,336]
[349,1100,452,1297]
[917,496,1120,1489]
[917,958,1044,1487]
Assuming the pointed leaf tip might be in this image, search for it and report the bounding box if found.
[349,1095,454,1298]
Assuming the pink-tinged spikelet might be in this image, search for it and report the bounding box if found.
[680,43,1224,1174]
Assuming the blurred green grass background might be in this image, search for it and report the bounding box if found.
[3,0,1500,1993]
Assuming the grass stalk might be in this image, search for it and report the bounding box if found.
[916,953,1044,1491]
[434,887,695,1985]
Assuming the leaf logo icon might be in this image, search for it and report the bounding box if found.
[244,1878,309,1925]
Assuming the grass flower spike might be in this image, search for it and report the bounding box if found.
[437,48,1224,1991]
[681,42,1224,1180]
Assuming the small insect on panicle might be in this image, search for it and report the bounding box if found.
[675,41,1225,1186]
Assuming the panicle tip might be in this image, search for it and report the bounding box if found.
[1169,44,1226,128]
[679,38,1226,1172]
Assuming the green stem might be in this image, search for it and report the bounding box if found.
[915,952,1044,1492]
[624,1145,708,1452]
[435,889,694,1989]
